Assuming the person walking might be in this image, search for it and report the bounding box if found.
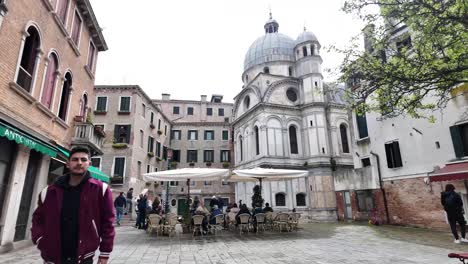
[31,147,115,264]
[125,188,133,216]
[441,184,468,243]
[137,195,148,229]
[114,192,127,225]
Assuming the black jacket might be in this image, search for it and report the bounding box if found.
[441,191,464,214]
[114,195,126,207]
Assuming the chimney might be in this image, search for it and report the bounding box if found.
[162,93,170,100]
[201,95,207,102]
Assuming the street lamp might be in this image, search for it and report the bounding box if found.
[164,149,172,214]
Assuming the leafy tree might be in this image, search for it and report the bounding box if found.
[251,185,264,208]
[339,0,467,118]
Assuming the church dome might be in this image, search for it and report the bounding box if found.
[295,30,318,46]
[243,33,295,71]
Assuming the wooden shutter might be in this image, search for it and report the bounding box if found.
[385,143,394,168]
[392,141,403,167]
[450,125,464,158]
[125,125,131,143]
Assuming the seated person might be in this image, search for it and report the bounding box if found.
[150,197,164,216]
[194,203,210,233]
[209,205,223,225]
[235,204,252,225]
[230,203,240,214]
[263,202,273,213]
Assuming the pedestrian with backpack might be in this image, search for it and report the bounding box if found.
[441,184,468,244]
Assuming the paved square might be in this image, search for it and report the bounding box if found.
[0,223,463,264]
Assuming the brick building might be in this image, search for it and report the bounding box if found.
[0,0,106,252]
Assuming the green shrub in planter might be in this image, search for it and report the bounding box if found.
[222,162,230,168]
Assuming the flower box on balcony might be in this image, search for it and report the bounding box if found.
[94,110,107,115]
[222,162,230,168]
[150,123,155,129]
[156,157,162,162]
[147,152,155,157]
[112,143,128,149]
[157,130,163,135]
[117,110,131,115]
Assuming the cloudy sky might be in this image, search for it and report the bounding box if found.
[89,0,364,103]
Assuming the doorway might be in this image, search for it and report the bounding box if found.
[177,198,188,216]
[343,191,353,220]
[0,138,16,242]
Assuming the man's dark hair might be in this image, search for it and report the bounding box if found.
[129,188,133,191]
[265,203,270,207]
[69,146,90,159]
[120,192,124,195]
[446,184,455,192]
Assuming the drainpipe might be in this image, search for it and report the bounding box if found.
[370,151,390,224]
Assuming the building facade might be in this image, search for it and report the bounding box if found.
[336,23,468,229]
[232,15,354,221]
[93,85,172,201]
[0,0,106,251]
[153,94,235,214]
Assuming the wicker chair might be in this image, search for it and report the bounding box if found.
[147,214,162,236]
[192,215,205,237]
[163,216,179,236]
[274,213,290,232]
[209,214,225,235]
[265,212,274,230]
[288,212,301,231]
[238,214,251,235]
[254,213,266,233]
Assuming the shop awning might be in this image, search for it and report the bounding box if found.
[429,162,468,182]
[59,148,110,183]
[0,122,57,157]
[88,166,110,183]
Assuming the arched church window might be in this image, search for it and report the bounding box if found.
[302,46,308,56]
[289,126,298,154]
[340,124,350,153]
[275,193,286,206]
[286,88,298,102]
[296,193,306,206]
[254,126,260,155]
[263,67,269,74]
[244,96,250,109]
[288,67,293,76]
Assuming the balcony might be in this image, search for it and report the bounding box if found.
[71,121,105,155]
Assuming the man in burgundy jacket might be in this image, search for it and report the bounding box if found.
[32,147,115,264]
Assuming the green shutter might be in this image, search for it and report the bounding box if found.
[450,125,464,158]
[393,141,403,167]
[126,125,131,143]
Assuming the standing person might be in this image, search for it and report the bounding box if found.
[114,192,127,225]
[125,188,133,216]
[441,184,468,243]
[137,195,148,229]
[31,147,115,264]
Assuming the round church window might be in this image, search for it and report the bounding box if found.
[286,88,298,102]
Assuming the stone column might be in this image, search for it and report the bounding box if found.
[0,145,30,252]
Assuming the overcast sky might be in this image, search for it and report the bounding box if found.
[89,0,364,103]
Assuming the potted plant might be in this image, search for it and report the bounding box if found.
[157,130,163,135]
[112,142,128,149]
[156,157,162,162]
[86,111,93,123]
[147,152,155,157]
[170,161,178,169]
[222,162,230,168]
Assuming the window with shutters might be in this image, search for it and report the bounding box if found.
[207,108,213,116]
[275,193,286,206]
[156,142,161,157]
[150,112,154,124]
[220,150,230,162]
[163,146,167,160]
[114,125,131,143]
[119,97,131,112]
[95,96,107,112]
[204,130,214,140]
[140,130,144,148]
[188,130,198,140]
[384,141,403,168]
[164,125,167,135]
[57,0,70,24]
[187,150,198,162]
[203,150,214,163]
[450,123,468,158]
[172,130,181,140]
[112,157,125,184]
[87,41,96,72]
[222,130,229,141]
[356,113,369,139]
[187,107,194,115]
[147,136,154,153]
[158,119,161,129]
[71,10,82,45]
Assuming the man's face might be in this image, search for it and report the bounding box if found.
[67,152,90,175]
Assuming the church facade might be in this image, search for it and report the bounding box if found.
[232,15,354,221]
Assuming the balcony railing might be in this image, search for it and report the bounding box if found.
[72,122,104,155]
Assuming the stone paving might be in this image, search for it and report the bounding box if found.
[0,222,465,264]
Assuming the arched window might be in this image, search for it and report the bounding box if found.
[239,135,243,161]
[41,53,58,109]
[17,26,41,92]
[288,67,293,76]
[296,193,306,206]
[311,45,315,55]
[340,124,350,153]
[289,126,298,154]
[58,72,72,120]
[80,94,88,118]
[275,193,286,206]
[171,199,177,206]
[263,67,270,74]
[254,126,260,155]
[302,46,308,56]
[244,96,250,110]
